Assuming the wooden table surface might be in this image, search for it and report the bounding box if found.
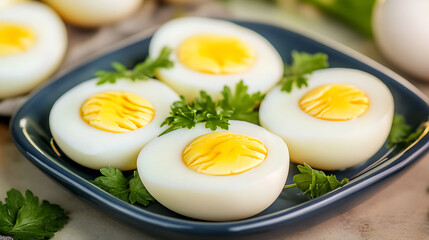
[1,1,428,239]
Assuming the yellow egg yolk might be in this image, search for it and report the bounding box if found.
[81,91,155,133]
[177,34,256,75]
[299,84,369,121]
[0,22,36,56]
[182,132,268,176]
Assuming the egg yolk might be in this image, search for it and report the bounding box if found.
[81,91,155,133]
[0,22,36,56]
[177,34,256,75]
[299,84,369,121]
[182,132,267,176]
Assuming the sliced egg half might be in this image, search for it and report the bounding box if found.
[259,68,394,170]
[0,1,67,98]
[137,120,289,221]
[49,79,179,170]
[149,17,283,101]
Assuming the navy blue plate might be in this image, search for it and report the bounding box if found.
[10,20,429,239]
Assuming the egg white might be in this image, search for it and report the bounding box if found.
[0,1,67,98]
[49,78,179,170]
[149,17,284,101]
[137,120,289,221]
[259,68,394,170]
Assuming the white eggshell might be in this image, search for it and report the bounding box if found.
[43,0,142,28]
[373,0,429,80]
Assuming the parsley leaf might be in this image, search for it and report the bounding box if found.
[161,92,233,135]
[405,128,424,143]
[161,81,264,135]
[161,96,200,134]
[194,91,232,131]
[95,46,173,85]
[0,188,68,240]
[387,114,425,148]
[284,163,349,199]
[280,51,329,93]
[91,167,130,202]
[387,114,411,148]
[219,80,265,125]
[92,166,154,206]
[129,171,155,206]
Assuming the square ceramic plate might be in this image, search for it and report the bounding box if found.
[10,20,429,239]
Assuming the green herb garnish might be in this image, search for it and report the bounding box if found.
[160,80,264,135]
[284,163,349,199]
[387,114,425,148]
[0,189,68,240]
[160,92,233,136]
[280,51,329,93]
[95,46,174,85]
[219,81,265,125]
[92,166,154,206]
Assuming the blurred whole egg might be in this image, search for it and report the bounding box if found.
[160,0,208,4]
[0,1,67,98]
[0,0,28,9]
[42,0,143,28]
[373,0,429,81]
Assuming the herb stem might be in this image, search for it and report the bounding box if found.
[283,183,297,189]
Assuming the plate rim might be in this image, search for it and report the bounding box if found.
[10,19,429,236]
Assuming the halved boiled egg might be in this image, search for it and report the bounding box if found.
[0,1,67,98]
[259,68,394,170]
[137,120,289,221]
[49,79,179,170]
[149,17,283,101]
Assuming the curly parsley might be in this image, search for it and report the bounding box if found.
[160,81,264,135]
[0,189,68,240]
[95,46,173,85]
[160,93,233,136]
[284,164,349,199]
[219,81,265,125]
[280,51,329,93]
[92,166,154,206]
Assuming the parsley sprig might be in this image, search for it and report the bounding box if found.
[280,51,329,93]
[219,81,264,125]
[0,189,68,240]
[387,114,425,148]
[284,164,349,199]
[92,167,154,206]
[161,93,233,136]
[160,81,264,135]
[95,47,174,85]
